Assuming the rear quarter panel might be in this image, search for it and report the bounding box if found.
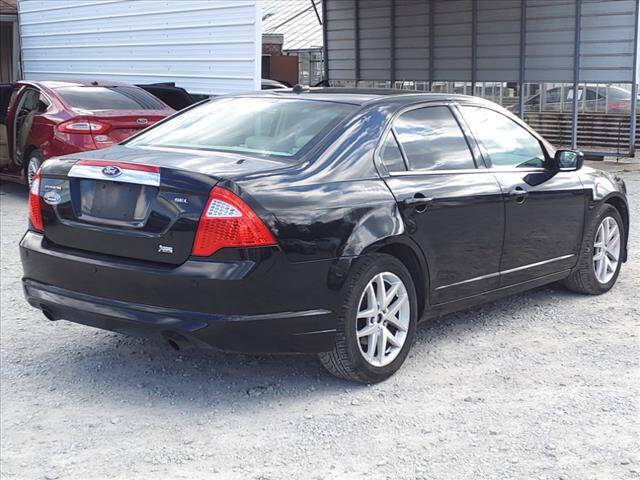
[235,104,405,263]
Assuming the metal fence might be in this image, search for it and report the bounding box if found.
[322,0,640,156]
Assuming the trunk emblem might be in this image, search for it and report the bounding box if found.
[158,245,174,254]
[43,190,62,205]
[137,118,148,125]
[102,166,122,177]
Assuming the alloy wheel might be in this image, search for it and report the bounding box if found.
[356,272,410,367]
[593,216,621,284]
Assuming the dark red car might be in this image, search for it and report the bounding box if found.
[0,80,174,186]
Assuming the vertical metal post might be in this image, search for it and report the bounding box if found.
[321,0,329,83]
[571,0,582,150]
[428,0,434,91]
[12,18,20,81]
[629,0,639,156]
[518,0,526,119]
[354,0,360,85]
[471,0,477,96]
[390,0,396,86]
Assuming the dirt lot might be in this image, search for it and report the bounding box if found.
[1,169,639,480]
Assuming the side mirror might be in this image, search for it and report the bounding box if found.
[554,149,583,171]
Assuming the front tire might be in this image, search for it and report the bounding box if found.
[563,203,624,294]
[319,254,418,383]
[25,150,43,188]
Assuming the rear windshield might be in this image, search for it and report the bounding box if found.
[56,86,166,110]
[126,97,356,159]
[607,87,631,100]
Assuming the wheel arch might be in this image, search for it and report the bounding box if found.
[361,236,429,319]
[22,146,42,185]
[22,144,40,168]
[602,194,629,262]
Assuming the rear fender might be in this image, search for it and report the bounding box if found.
[329,234,431,317]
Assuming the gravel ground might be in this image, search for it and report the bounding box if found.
[1,171,639,480]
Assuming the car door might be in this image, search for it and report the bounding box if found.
[458,105,586,286]
[379,104,505,304]
[0,83,13,168]
[13,86,44,165]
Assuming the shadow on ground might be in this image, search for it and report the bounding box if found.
[0,180,28,199]
[20,282,580,410]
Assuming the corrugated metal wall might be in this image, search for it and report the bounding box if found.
[18,0,262,94]
[477,0,520,82]
[324,0,639,84]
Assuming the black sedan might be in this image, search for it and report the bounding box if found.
[21,89,629,383]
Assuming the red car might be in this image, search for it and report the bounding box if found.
[0,80,174,186]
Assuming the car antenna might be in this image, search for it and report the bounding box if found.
[292,84,307,94]
[91,81,98,86]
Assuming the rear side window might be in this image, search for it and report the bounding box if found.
[379,131,406,172]
[460,106,546,169]
[393,106,475,171]
[585,88,602,100]
[56,86,166,110]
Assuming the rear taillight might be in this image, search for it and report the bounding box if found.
[192,187,276,257]
[57,119,110,134]
[28,172,43,232]
[608,100,630,111]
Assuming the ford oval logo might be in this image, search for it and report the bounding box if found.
[136,118,148,125]
[102,166,122,177]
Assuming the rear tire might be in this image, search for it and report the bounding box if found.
[563,203,624,295]
[25,150,43,188]
[319,254,418,383]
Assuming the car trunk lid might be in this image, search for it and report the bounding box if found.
[84,110,170,147]
[37,147,286,265]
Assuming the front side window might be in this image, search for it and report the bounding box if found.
[460,106,546,169]
[392,106,475,171]
[127,97,355,159]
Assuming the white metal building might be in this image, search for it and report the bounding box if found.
[18,0,262,94]
[0,0,20,82]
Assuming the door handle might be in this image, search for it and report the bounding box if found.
[404,194,433,213]
[509,186,529,204]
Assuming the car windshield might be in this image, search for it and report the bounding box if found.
[56,86,166,110]
[126,97,356,158]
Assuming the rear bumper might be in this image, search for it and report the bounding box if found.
[20,231,340,354]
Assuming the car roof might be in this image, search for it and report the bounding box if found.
[233,87,492,107]
[26,80,138,89]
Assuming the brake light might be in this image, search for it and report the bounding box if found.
[608,100,630,111]
[57,119,110,134]
[192,187,276,256]
[28,171,43,232]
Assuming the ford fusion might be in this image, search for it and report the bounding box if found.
[20,90,629,383]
